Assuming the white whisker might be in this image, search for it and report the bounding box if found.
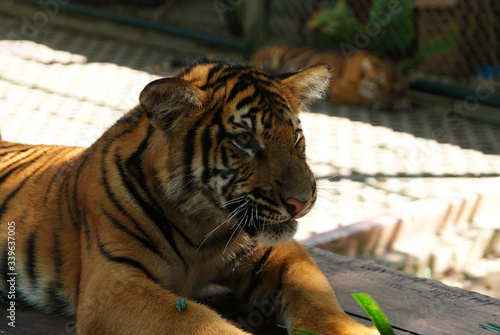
[197,199,247,252]
[249,207,254,227]
[309,180,341,226]
[224,220,242,254]
[222,195,246,207]
[232,222,245,249]
[226,202,248,223]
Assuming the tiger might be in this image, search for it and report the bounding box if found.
[0,59,378,335]
[251,45,410,111]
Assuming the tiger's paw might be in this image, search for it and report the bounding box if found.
[334,324,380,335]
[314,325,379,335]
[292,319,380,335]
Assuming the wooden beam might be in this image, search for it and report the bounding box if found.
[311,247,500,335]
[1,248,499,334]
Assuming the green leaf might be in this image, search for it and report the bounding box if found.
[308,1,363,43]
[352,293,395,335]
[368,0,414,54]
[480,322,500,333]
[402,34,457,71]
[308,0,415,55]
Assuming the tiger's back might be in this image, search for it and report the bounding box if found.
[0,108,165,315]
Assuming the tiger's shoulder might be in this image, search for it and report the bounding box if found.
[251,45,410,111]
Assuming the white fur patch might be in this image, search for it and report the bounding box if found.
[255,221,298,246]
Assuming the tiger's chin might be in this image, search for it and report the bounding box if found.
[250,220,298,247]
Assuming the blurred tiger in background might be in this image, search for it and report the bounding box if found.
[0,59,378,335]
[251,45,410,111]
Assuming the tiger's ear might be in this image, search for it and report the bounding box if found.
[280,64,331,108]
[139,78,205,130]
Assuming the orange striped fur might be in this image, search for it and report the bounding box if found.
[252,45,410,111]
[0,59,377,334]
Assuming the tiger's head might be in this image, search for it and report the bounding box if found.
[349,54,410,111]
[139,59,330,247]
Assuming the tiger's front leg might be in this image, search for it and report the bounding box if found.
[227,241,379,335]
[76,263,250,335]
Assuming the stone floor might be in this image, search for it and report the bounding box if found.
[1,1,500,295]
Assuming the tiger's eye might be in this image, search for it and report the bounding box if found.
[236,132,252,147]
[294,131,301,145]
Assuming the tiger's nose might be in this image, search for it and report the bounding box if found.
[285,197,312,217]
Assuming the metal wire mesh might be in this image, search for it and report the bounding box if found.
[21,0,500,92]
[261,0,500,84]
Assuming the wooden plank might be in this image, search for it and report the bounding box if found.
[310,247,500,335]
[1,248,498,334]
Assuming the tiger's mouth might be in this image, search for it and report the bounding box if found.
[242,219,298,246]
[222,195,304,246]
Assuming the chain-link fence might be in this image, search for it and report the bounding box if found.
[20,0,500,98]
[255,0,500,84]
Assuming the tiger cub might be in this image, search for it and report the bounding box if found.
[251,45,410,111]
[0,59,378,335]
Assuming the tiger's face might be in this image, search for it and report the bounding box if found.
[357,56,410,111]
[140,60,330,246]
[206,85,315,246]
